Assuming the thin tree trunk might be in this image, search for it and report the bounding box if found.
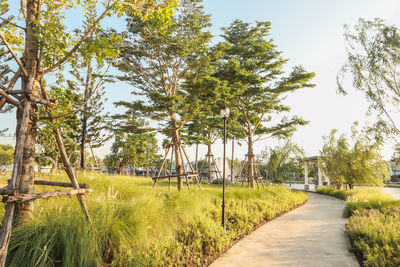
[195,143,199,173]
[207,142,212,182]
[80,60,92,169]
[231,138,234,182]
[171,121,183,190]
[248,132,255,189]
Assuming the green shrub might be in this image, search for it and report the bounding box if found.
[347,206,400,266]
[316,186,399,217]
[4,174,307,266]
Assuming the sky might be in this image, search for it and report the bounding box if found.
[1,0,400,162]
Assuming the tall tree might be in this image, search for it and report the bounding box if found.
[72,4,111,169]
[105,109,158,175]
[338,18,400,137]
[214,20,315,188]
[115,0,212,190]
[0,0,176,262]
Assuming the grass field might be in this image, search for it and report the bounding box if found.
[1,172,307,266]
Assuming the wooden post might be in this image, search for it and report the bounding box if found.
[54,127,93,225]
[179,147,190,189]
[0,102,29,266]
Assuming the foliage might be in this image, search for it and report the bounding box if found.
[346,206,400,266]
[115,0,212,135]
[3,173,307,266]
[213,20,314,184]
[258,140,304,183]
[0,144,13,166]
[36,85,82,167]
[316,186,399,217]
[338,18,400,137]
[320,124,390,188]
[104,115,159,174]
[318,185,400,266]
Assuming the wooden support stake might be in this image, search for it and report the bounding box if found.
[179,147,190,189]
[34,180,88,189]
[0,188,15,196]
[2,189,93,203]
[0,101,29,265]
[54,127,93,225]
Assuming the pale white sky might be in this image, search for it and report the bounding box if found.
[1,0,400,162]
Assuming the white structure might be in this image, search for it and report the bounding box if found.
[304,156,329,191]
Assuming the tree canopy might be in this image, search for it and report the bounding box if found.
[213,20,315,187]
[338,18,400,137]
[321,124,390,188]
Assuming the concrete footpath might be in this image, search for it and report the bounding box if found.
[210,193,359,267]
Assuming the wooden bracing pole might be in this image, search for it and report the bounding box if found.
[169,145,173,189]
[181,146,201,187]
[54,127,93,225]
[0,102,29,265]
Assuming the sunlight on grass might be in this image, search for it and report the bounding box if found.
[3,172,307,266]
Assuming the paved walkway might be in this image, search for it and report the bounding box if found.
[211,193,359,267]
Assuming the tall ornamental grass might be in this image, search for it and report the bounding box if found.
[347,206,400,266]
[316,186,399,217]
[2,173,307,266]
[316,186,400,266]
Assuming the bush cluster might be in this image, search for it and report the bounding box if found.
[347,206,400,266]
[316,186,400,266]
[4,174,307,266]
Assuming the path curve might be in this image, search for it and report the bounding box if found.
[211,193,359,267]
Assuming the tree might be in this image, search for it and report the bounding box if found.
[105,113,158,175]
[338,18,400,137]
[0,0,177,262]
[0,145,13,166]
[320,124,390,189]
[72,4,111,169]
[214,20,315,188]
[115,0,212,190]
[258,141,304,183]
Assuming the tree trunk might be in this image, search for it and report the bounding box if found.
[247,132,255,189]
[171,121,183,190]
[195,143,199,173]
[207,142,212,182]
[15,0,40,222]
[231,138,234,182]
[80,60,92,169]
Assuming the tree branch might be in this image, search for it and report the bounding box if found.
[0,68,21,110]
[0,17,26,31]
[43,4,114,75]
[0,32,28,77]
[0,87,22,111]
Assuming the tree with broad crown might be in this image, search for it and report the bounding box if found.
[115,0,212,190]
[214,20,315,188]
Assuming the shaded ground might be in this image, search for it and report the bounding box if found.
[211,193,359,267]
